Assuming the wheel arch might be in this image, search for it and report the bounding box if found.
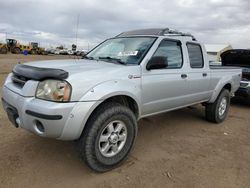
[96,95,140,118]
[223,83,232,92]
[85,94,140,127]
[73,93,140,140]
[208,82,232,103]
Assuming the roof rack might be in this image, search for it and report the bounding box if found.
[116,28,196,41]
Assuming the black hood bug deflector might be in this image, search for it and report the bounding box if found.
[12,64,69,81]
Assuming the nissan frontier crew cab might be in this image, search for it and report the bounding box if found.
[1,28,242,172]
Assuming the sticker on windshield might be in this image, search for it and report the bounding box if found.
[117,51,138,56]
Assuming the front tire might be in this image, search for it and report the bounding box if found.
[12,47,21,54]
[205,89,230,123]
[77,102,137,172]
[30,49,37,55]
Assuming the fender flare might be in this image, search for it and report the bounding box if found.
[79,79,141,108]
[208,81,232,103]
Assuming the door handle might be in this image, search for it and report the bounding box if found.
[202,73,207,77]
[181,74,187,79]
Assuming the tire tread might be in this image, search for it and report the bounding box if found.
[205,89,230,123]
[77,102,137,172]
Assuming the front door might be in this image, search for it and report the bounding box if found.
[141,39,189,116]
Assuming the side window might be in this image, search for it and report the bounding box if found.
[152,40,183,69]
[187,43,204,68]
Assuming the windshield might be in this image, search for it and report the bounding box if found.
[86,37,156,65]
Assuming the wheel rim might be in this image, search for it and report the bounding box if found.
[98,120,127,157]
[218,97,227,117]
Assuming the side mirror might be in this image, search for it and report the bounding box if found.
[146,56,168,70]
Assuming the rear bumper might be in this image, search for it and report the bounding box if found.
[1,86,98,140]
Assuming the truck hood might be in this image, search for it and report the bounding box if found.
[26,59,125,75]
[221,49,250,68]
[25,59,141,101]
[221,50,250,81]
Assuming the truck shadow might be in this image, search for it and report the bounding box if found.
[231,97,249,108]
[0,104,224,186]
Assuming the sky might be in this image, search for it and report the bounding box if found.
[0,0,250,50]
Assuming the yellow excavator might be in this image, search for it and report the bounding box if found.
[0,39,47,55]
[30,42,48,55]
[0,39,32,54]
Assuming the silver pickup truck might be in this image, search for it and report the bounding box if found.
[1,28,241,172]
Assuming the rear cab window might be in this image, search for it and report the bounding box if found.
[187,43,204,68]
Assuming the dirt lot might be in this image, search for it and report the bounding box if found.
[0,54,249,188]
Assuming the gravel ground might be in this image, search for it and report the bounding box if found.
[0,54,249,188]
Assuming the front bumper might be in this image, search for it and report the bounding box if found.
[1,86,98,140]
[235,87,250,99]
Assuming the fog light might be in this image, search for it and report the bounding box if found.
[35,120,45,133]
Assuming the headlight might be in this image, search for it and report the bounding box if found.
[36,80,71,102]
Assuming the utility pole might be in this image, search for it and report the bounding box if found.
[75,14,80,50]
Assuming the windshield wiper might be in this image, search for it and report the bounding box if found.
[98,56,126,65]
[82,55,94,60]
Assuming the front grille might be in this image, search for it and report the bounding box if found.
[11,74,30,87]
[242,73,250,81]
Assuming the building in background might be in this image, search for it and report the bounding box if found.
[205,44,232,63]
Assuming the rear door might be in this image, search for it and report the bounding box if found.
[186,42,211,102]
[141,39,189,116]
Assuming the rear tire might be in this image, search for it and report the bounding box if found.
[0,47,7,54]
[205,89,230,123]
[77,102,137,172]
